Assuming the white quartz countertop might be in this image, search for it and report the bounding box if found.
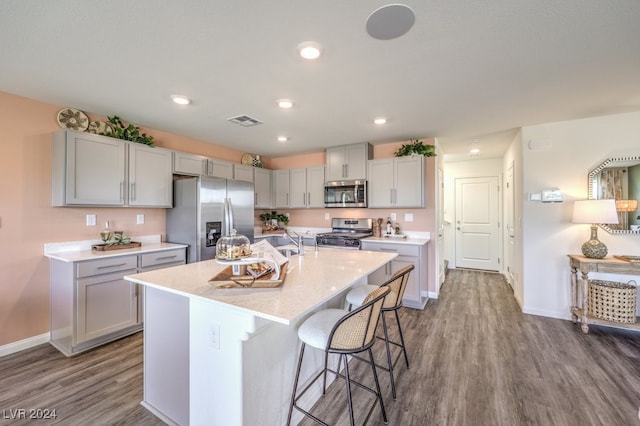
[45,242,187,262]
[125,248,397,325]
[362,236,431,246]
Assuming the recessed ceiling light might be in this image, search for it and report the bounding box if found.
[171,95,191,105]
[277,99,293,109]
[470,148,480,155]
[374,117,387,125]
[277,136,288,142]
[298,41,322,60]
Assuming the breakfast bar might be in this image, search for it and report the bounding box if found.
[124,247,397,426]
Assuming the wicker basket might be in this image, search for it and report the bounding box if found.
[588,280,637,323]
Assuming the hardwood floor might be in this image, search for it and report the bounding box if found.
[1,269,639,425]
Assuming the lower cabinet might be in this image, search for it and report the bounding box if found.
[49,247,186,356]
[360,240,429,309]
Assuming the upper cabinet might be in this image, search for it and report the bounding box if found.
[208,158,234,179]
[254,168,272,208]
[368,155,424,208]
[173,152,208,176]
[273,169,291,208]
[233,164,254,182]
[52,129,172,207]
[289,166,325,208]
[325,142,372,181]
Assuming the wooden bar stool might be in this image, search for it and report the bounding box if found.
[286,286,390,426]
[345,264,414,399]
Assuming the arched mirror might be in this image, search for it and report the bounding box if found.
[588,155,640,234]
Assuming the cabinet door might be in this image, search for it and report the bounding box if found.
[289,168,307,208]
[233,164,254,182]
[254,168,272,208]
[64,131,126,205]
[391,257,420,305]
[273,169,290,208]
[394,156,424,207]
[306,166,325,207]
[208,159,233,179]
[344,143,368,180]
[173,151,207,175]
[367,158,394,208]
[128,144,173,207]
[76,269,139,344]
[325,146,346,181]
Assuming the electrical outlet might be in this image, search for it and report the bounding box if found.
[86,214,96,226]
[404,213,414,222]
[324,213,330,220]
[209,323,220,350]
[136,214,145,224]
[390,212,396,221]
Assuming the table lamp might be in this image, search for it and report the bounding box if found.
[572,199,619,258]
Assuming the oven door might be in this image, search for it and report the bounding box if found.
[324,180,367,208]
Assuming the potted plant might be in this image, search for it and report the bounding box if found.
[259,211,289,230]
[102,115,154,146]
[394,139,436,157]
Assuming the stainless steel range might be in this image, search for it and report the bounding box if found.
[316,218,373,249]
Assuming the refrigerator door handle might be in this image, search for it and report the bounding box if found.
[225,198,235,235]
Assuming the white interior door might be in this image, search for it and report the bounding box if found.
[455,176,500,271]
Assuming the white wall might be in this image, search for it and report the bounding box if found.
[520,110,640,319]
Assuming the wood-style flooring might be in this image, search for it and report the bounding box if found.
[1,269,639,425]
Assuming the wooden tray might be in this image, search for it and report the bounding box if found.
[210,263,289,288]
[92,242,142,251]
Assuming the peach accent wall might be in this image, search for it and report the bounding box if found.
[0,92,248,346]
[0,90,436,346]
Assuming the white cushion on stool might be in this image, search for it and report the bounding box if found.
[346,285,397,309]
[298,309,347,349]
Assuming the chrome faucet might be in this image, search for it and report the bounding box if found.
[284,230,305,256]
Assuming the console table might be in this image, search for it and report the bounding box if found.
[568,254,640,334]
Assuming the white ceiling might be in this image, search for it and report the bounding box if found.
[2,1,640,161]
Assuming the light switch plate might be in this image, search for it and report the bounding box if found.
[136,214,145,224]
[86,214,96,226]
[390,212,397,221]
[404,213,414,222]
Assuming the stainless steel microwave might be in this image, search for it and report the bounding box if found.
[324,180,367,208]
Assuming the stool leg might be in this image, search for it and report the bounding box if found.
[394,309,409,368]
[381,311,396,400]
[368,347,388,424]
[342,354,356,426]
[286,343,306,426]
[322,351,329,394]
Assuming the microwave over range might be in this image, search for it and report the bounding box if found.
[324,180,367,208]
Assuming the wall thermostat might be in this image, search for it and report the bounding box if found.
[541,188,563,203]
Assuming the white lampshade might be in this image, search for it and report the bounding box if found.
[572,199,619,224]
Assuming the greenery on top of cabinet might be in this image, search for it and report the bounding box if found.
[103,116,154,146]
[395,139,435,157]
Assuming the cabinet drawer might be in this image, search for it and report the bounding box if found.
[360,242,419,257]
[77,255,138,278]
[141,249,186,268]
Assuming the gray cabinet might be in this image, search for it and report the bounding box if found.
[49,247,186,356]
[273,169,290,208]
[233,164,255,182]
[325,142,372,181]
[360,240,428,309]
[173,151,208,176]
[254,168,272,208]
[208,158,234,179]
[289,166,325,208]
[52,129,172,207]
[368,155,424,208]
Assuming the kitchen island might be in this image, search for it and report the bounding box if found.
[124,247,397,426]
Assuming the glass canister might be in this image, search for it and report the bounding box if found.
[215,229,251,261]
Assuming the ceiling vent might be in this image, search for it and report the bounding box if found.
[227,115,263,127]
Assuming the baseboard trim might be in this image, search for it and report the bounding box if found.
[0,333,50,357]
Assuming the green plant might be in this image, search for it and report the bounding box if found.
[394,139,436,157]
[259,211,289,227]
[102,115,154,146]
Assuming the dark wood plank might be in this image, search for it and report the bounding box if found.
[1,269,639,425]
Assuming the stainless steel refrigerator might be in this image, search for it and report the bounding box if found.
[166,176,255,263]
